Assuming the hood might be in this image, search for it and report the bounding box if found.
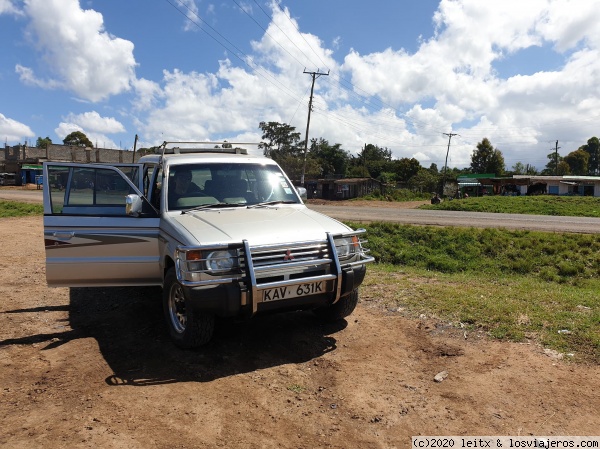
[172,205,351,246]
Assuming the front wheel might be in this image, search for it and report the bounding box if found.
[163,268,215,348]
[313,288,360,321]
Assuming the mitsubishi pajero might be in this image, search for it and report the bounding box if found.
[43,142,373,348]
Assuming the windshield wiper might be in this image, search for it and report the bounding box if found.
[248,200,298,208]
[181,202,247,214]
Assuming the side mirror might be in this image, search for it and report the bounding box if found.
[125,194,143,217]
[295,186,307,201]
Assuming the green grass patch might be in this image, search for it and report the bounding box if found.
[356,222,600,284]
[349,221,600,363]
[360,188,431,202]
[0,200,43,218]
[364,265,600,363]
[421,195,600,217]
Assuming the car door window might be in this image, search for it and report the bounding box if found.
[48,165,137,215]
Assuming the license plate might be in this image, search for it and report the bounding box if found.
[262,281,326,302]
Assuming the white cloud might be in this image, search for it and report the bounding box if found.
[0,113,35,142]
[124,0,600,170]
[0,0,22,16]
[132,78,164,111]
[331,0,600,168]
[18,0,136,102]
[54,111,126,149]
[63,111,126,134]
[176,0,200,32]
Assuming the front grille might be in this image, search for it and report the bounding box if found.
[250,241,331,267]
[242,240,333,285]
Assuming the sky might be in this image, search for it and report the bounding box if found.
[2,0,600,171]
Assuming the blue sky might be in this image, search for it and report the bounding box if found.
[2,0,600,171]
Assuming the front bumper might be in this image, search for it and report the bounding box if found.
[176,230,373,317]
[184,263,368,317]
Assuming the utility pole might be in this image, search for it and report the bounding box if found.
[300,69,329,185]
[131,134,138,163]
[554,140,560,175]
[442,132,458,196]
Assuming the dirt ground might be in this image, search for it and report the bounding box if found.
[1,215,599,449]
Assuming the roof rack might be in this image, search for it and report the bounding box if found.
[158,141,260,157]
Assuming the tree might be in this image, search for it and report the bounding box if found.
[408,168,439,194]
[542,150,562,175]
[556,160,571,175]
[258,122,301,159]
[391,157,422,183]
[36,136,52,149]
[511,162,526,175]
[349,143,393,179]
[347,164,371,178]
[309,138,350,177]
[579,137,599,175]
[470,138,505,175]
[63,131,93,148]
[564,149,589,175]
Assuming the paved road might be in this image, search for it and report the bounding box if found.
[2,188,599,234]
[307,204,600,234]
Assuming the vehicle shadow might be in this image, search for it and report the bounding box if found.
[1,287,346,386]
[73,287,346,385]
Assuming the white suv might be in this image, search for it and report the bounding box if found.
[43,142,373,347]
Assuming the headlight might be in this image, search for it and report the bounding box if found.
[206,250,239,272]
[335,236,360,259]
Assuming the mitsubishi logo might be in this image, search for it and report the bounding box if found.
[283,249,294,261]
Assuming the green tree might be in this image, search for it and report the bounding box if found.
[542,150,562,175]
[391,157,422,183]
[347,164,371,178]
[350,143,393,179]
[525,164,538,175]
[509,162,537,175]
[579,137,599,175]
[470,138,505,175]
[258,122,308,180]
[36,136,52,148]
[557,160,571,175]
[511,162,526,175]
[408,168,439,194]
[258,122,301,159]
[564,149,589,175]
[63,131,93,147]
[309,138,350,177]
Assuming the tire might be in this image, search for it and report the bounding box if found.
[163,268,215,348]
[314,288,359,321]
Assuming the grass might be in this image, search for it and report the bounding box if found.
[0,200,43,218]
[363,266,600,363]
[420,195,600,217]
[350,221,600,363]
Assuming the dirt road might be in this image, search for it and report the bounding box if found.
[1,216,599,448]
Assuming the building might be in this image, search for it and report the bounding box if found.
[315,177,383,200]
[459,174,600,197]
[1,143,139,186]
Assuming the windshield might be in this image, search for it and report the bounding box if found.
[167,162,301,211]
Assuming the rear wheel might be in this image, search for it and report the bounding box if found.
[314,288,359,321]
[163,268,214,348]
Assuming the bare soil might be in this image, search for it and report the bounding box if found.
[1,216,599,448]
